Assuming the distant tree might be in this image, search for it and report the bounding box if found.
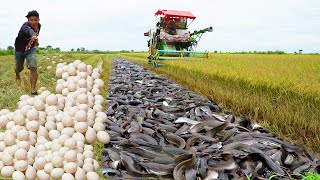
[77,48,80,52]
[80,47,85,52]
[299,49,303,54]
[71,49,74,51]
[54,48,60,52]
[214,51,217,53]
[46,45,52,50]
[7,46,14,51]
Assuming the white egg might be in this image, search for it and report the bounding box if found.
[20,105,31,116]
[14,160,28,171]
[0,115,9,128]
[93,104,103,113]
[77,153,85,161]
[58,147,69,157]
[34,157,46,170]
[44,154,52,163]
[4,133,15,146]
[49,130,61,141]
[91,72,100,79]
[97,131,110,144]
[87,119,94,127]
[33,99,45,111]
[0,141,6,151]
[0,109,10,116]
[62,72,69,80]
[51,143,62,152]
[62,116,73,127]
[64,138,77,150]
[61,127,75,137]
[77,141,85,149]
[64,162,77,174]
[20,94,30,101]
[72,132,85,142]
[1,166,15,177]
[92,88,101,96]
[62,88,69,96]
[67,83,77,92]
[84,145,94,151]
[17,141,30,151]
[26,108,39,120]
[85,127,97,144]
[83,151,94,159]
[51,168,64,179]
[46,94,58,106]
[25,166,36,180]
[93,122,105,132]
[64,150,77,162]
[78,71,88,79]
[77,63,87,72]
[26,120,40,132]
[17,128,29,141]
[77,94,88,104]
[58,135,70,146]
[68,66,77,76]
[75,168,86,180]
[86,171,100,180]
[44,163,54,174]
[69,106,80,117]
[51,156,64,168]
[84,158,93,164]
[6,121,15,130]
[14,149,28,160]
[95,117,106,124]
[56,68,64,78]
[82,163,94,173]
[7,145,19,156]
[77,79,87,88]
[56,84,64,94]
[12,171,25,180]
[37,126,49,139]
[94,79,104,88]
[57,122,64,132]
[10,125,22,137]
[94,95,104,101]
[62,173,75,180]
[74,122,88,133]
[2,153,13,166]
[36,169,50,180]
[75,110,87,122]
[93,159,100,171]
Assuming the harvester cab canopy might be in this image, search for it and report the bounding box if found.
[155,9,196,29]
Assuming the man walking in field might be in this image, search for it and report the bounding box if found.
[14,10,41,95]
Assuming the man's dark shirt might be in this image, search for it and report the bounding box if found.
[15,22,41,52]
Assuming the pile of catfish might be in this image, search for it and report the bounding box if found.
[101,59,320,180]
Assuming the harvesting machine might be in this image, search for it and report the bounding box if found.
[144,9,213,67]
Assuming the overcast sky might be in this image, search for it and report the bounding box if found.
[0,0,319,53]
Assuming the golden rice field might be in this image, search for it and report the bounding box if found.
[120,52,320,154]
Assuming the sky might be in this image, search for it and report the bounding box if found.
[0,0,319,53]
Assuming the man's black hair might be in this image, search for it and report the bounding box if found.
[26,10,39,18]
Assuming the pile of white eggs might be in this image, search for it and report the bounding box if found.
[0,60,109,179]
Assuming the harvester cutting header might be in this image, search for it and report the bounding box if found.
[144,9,213,67]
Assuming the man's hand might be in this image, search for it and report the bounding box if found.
[25,35,38,51]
